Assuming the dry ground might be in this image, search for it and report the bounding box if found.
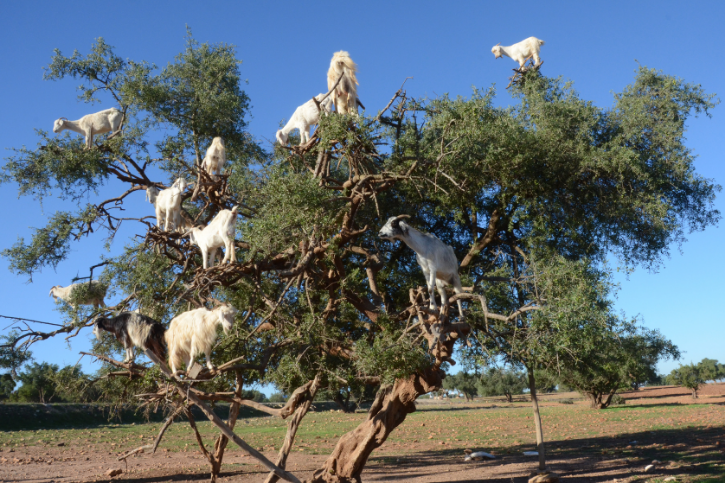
[1,384,724,483]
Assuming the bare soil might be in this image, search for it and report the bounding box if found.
[2,384,724,483]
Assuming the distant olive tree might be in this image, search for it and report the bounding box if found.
[477,368,527,403]
[443,372,479,401]
[553,324,679,409]
[669,363,705,398]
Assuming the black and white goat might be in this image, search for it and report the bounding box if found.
[378,215,464,316]
[93,312,166,363]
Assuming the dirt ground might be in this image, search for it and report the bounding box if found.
[2,384,724,483]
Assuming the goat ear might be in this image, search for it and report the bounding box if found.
[495,43,501,46]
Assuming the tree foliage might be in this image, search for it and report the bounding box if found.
[443,372,479,401]
[476,367,527,403]
[552,323,679,409]
[669,363,705,398]
[0,35,719,482]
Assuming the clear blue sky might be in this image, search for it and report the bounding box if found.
[1,1,723,379]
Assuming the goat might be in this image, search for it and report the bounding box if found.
[49,281,106,308]
[146,178,188,232]
[53,108,123,149]
[276,94,334,146]
[202,137,226,181]
[327,51,359,114]
[165,304,238,374]
[491,37,545,69]
[378,215,464,316]
[187,207,238,269]
[93,312,166,363]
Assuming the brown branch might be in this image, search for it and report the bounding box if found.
[373,77,412,123]
[143,350,302,483]
[185,407,216,465]
[460,208,500,268]
[264,375,321,483]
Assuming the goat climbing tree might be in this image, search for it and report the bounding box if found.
[1,32,718,483]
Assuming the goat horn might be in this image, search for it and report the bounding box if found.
[59,117,68,120]
[495,43,501,47]
[393,214,411,221]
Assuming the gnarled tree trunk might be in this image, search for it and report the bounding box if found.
[310,368,443,483]
[334,391,355,413]
[209,371,243,483]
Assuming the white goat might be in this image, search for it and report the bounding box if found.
[327,51,359,114]
[378,215,464,316]
[276,94,334,146]
[53,108,123,149]
[202,137,226,180]
[187,207,238,269]
[49,281,107,308]
[165,304,238,374]
[93,312,166,363]
[491,37,545,69]
[146,178,188,232]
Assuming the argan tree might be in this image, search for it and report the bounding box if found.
[1,32,719,483]
[669,363,706,398]
[553,322,680,408]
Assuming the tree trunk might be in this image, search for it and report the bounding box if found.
[334,392,354,413]
[310,368,443,483]
[505,392,513,403]
[264,378,319,483]
[209,372,243,482]
[527,369,547,472]
[692,388,698,399]
[587,392,605,409]
[601,391,616,409]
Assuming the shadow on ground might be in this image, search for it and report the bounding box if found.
[81,425,725,483]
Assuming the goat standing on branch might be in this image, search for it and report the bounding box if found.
[146,178,188,232]
[52,108,123,149]
[378,215,465,317]
[165,304,238,374]
[202,137,226,181]
[93,312,166,363]
[277,94,333,146]
[491,37,545,69]
[327,51,359,114]
[187,206,239,269]
[49,281,107,308]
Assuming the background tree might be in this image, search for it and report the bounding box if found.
[697,358,725,382]
[553,323,679,408]
[443,372,479,401]
[669,363,705,398]
[0,374,15,400]
[11,362,61,403]
[476,367,527,403]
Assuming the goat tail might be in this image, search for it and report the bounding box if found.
[537,39,545,46]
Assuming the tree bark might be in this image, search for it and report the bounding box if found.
[310,368,443,483]
[334,392,354,413]
[527,369,547,472]
[264,377,320,483]
[209,372,243,483]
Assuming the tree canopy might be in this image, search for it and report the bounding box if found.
[0,34,718,482]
